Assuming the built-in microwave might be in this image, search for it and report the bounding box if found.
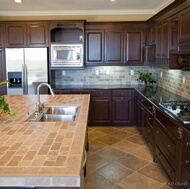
[51,44,84,68]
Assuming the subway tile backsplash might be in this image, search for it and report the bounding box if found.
[52,66,190,99]
[52,66,156,86]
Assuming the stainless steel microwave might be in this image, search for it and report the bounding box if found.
[51,44,84,68]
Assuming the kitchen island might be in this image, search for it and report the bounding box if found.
[0,94,90,188]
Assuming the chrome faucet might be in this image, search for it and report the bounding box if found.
[36,83,55,113]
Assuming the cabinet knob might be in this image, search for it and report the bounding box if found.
[185,160,190,164]
[167,169,172,173]
[149,118,152,120]
[186,142,190,146]
[156,131,160,134]
[167,144,172,148]
[177,127,183,140]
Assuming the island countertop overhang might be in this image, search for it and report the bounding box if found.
[0,94,90,187]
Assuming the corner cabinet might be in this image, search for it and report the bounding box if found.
[5,22,49,47]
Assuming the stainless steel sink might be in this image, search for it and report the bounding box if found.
[45,105,79,115]
[39,114,76,122]
[26,104,80,122]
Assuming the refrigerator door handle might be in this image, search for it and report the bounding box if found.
[25,64,28,94]
[22,64,26,94]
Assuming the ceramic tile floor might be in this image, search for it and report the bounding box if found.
[85,126,173,189]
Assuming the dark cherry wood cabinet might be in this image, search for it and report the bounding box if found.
[6,22,48,47]
[112,90,134,126]
[146,26,156,45]
[0,23,5,47]
[181,130,190,188]
[125,30,144,64]
[27,22,48,47]
[178,6,190,53]
[134,91,154,152]
[156,21,169,60]
[91,90,112,125]
[105,30,124,64]
[154,107,182,186]
[85,30,104,64]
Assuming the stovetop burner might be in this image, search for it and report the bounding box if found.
[159,100,190,125]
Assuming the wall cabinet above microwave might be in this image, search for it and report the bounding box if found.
[50,21,85,44]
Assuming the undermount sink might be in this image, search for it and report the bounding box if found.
[26,104,80,122]
[40,114,76,122]
[45,105,79,115]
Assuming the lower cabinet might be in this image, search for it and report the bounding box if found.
[91,90,112,125]
[54,88,135,126]
[135,91,154,152]
[154,107,182,188]
[181,130,190,189]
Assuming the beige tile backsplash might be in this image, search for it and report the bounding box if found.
[53,65,190,99]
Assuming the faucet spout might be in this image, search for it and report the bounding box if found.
[37,83,55,113]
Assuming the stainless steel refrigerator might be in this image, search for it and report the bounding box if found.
[6,48,48,95]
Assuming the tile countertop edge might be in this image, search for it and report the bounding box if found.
[0,94,90,188]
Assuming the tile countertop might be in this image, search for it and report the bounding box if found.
[0,94,90,187]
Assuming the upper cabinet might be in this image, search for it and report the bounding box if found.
[125,30,144,64]
[85,30,104,64]
[105,30,124,64]
[178,6,190,53]
[156,21,169,61]
[50,21,85,44]
[0,23,5,47]
[85,23,146,66]
[6,22,49,47]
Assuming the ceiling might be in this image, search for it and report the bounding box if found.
[0,0,175,22]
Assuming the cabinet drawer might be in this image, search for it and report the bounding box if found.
[91,90,111,97]
[155,108,179,138]
[181,167,190,189]
[156,145,176,182]
[183,131,190,151]
[112,90,132,97]
[155,121,177,161]
[182,147,190,173]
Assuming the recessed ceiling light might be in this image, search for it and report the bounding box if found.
[15,0,23,3]
[110,0,116,2]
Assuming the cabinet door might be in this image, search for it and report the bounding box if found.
[156,24,162,59]
[27,22,48,47]
[0,23,5,47]
[179,7,190,43]
[162,21,169,59]
[6,23,27,47]
[91,97,111,125]
[105,30,124,64]
[85,30,104,64]
[112,97,133,126]
[125,31,143,64]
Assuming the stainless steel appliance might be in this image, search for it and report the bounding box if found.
[159,101,190,125]
[51,44,84,68]
[6,48,48,95]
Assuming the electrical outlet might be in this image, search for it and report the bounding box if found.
[106,70,110,75]
[95,70,99,75]
[160,72,163,77]
[183,76,185,84]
